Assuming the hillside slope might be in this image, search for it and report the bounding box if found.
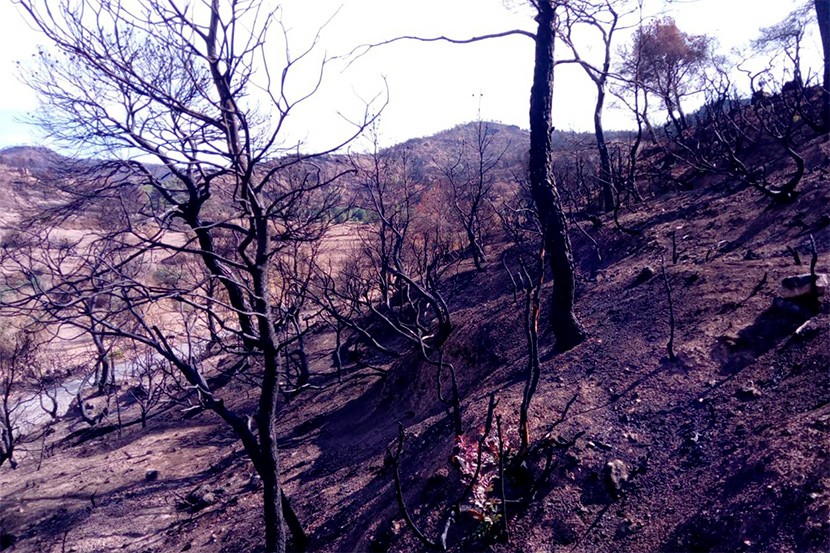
[0,125,828,553]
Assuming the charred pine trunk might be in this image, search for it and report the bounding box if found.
[206,1,300,548]
[816,0,830,129]
[466,226,486,271]
[91,330,111,393]
[595,86,615,212]
[289,314,310,389]
[529,1,586,351]
[252,242,289,553]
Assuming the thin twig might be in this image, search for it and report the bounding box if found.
[808,234,820,312]
[388,424,442,550]
[660,255,677,361]
[346,30,536,68]
[496,415,509,544]
[786,245,802,265]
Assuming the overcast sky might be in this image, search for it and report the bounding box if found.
[0,0,820,152]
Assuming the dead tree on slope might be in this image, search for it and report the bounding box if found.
[1,231,130,419]
[348,0,586,351]
[556,0,638,213]
[751,4,813,94]
[0,329,60,470]
[435,120,507,271]
[530,0,588,350]
[12,1,380,551]
[0,331,37,469]
[752,3,828,132]
[343,140,464,434]
[666,65,811,201]
[816,0,830,129]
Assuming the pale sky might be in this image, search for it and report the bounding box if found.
[0,0,820,153]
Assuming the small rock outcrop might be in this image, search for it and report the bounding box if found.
[780,273,828,299]
[178,487,217,512]
[631,266,656,287]
[736,382,763,401]
[604,459,629,498]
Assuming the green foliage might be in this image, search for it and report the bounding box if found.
[333,207,377,224]
[152,265,182,288]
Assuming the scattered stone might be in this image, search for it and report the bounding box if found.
[565,451,581,468]
[795,318,823,338]
[632,266,655,286]
[391,519,404,535]
[145,469,160,482]
[780,273,828,299]
[247,473,262,490]
[736,382,763,401]
[604,459,629,498]
[683,431,701,447]
[588,440,613,451]
[179,487,217,512]
[743,249,762,261]
[810,413,830,431]
[615,515,644,538]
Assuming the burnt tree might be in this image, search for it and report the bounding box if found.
[348,0,587,351]
[530,0,587,350]
[11,1,380,551]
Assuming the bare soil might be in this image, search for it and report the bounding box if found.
[1,134,829,553]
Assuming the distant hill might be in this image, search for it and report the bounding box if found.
[0,122,635,230]
[0,145,64,171]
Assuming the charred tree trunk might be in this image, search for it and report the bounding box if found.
[1,380,17,469]
[519,254,543,455]
[288,314,310,389]
[467,226,486,271]
[253,258,288,553]
[91,330,111,393]
[207,1,296,548]
[529,1,586,351]
[816,0,830,129]
[595,87,615,212]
